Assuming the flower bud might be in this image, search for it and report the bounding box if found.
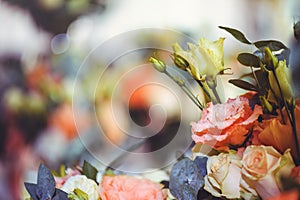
[259,95,273,113]
[149,57,166,72]
[264,47,278,70]
[268,60,294,106]
[173,54,189,70]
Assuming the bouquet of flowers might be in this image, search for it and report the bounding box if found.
[25,23,300,200]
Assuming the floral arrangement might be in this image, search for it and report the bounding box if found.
[25,23,300,200]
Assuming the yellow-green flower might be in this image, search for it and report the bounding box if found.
[172,38,225,82]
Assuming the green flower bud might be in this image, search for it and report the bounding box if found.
[268,60,294,106]
[173,54,189,70]
[259,95,273,113]
[264,47,278,70]
[149,57,166,72]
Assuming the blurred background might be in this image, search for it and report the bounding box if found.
[0,0,299,199]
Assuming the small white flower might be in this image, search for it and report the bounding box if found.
[61,175,99,200]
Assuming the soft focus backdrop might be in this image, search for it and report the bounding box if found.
[0,0,299,199]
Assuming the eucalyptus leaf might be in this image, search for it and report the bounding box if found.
[82,160,98,182]
[254,40,288,51]
[169,158,204,200]
[218,26,251,44]
[237,53,261,67]
[229,79,257,91]
[36,163,56,200]
[193,156,208,177]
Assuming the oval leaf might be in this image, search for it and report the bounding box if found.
[237,53,260,67]
[229,79,257,91]
[218,26,252,44]
[169,158,204,200]
[254,40,288,51]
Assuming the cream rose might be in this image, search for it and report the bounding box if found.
[242,145,295,200]
[205,153,244,199]
[61,175,99,200]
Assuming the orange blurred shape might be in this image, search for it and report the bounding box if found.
[49,103,78,140]
[266,190,299,200]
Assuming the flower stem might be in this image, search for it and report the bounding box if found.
[210,84,221,104]
[164,70,204,110]
[272,68,300,161]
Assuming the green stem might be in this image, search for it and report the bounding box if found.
[182,84,205,108]
[106,139,146,171]
[290,108,300,164]
[272,69,300,161]
[165,70,203,110]
[210,84,221,104]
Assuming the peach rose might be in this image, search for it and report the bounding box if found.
[99,175,167,200]
[257,103,300,160]
[191,95,262,151]
[242,145,295,200]
[204,152,257,199]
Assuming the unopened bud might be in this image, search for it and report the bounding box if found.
[264,47,278,70]
[173,54,189,70]
[149,57,166,72]
[259,95,273,113]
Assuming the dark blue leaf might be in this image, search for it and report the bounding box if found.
[52,188,68,200]
[36,163,56,199]
[169,158,204,200]
[24,183,38,200]
[193,156,208,177]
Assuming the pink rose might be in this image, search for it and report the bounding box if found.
[99,175,167,200]
[242,145,295,199]
[191,94,262,151]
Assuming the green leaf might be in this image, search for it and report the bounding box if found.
[253,40,288,51]
[218,26,251,44]
[68,188,89,200]
[237,53,261,67]
[51,165,66,177]
[82,160,98,182]
[229,79,257,91]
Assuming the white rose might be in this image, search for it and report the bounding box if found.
[61,175,99,200]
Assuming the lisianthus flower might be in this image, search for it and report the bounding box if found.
[241,145,295,200]
[99,175,167,200]
[61,175,99,200]
[172,37,225,81]
[54,168,81,189]
[191,95,262,151]
[256,101,300,160]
